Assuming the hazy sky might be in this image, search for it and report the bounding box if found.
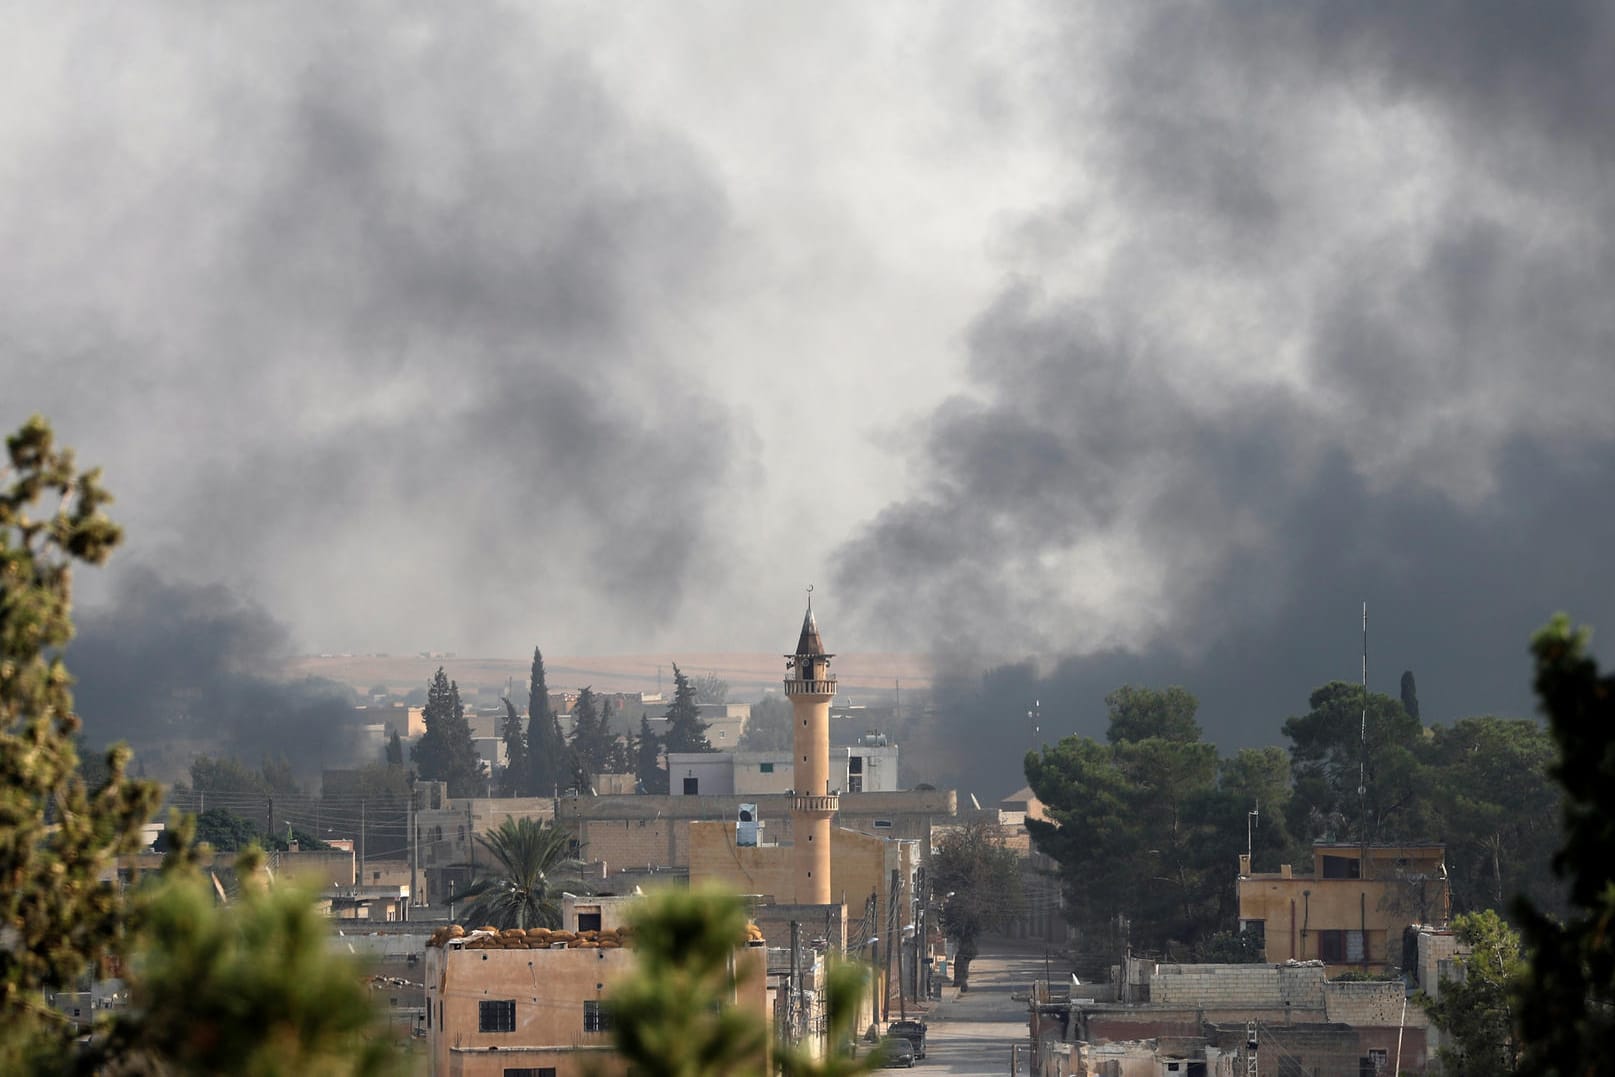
[5,4,1613,753]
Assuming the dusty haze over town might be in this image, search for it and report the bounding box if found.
[4,4,1613,793]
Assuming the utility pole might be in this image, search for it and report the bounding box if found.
[359,799,366,882]
[408,793,417,917]
[886,868,900,1023]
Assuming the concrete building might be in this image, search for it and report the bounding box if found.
[665,738,901,798]
[1034,959,1429,1076]
[554,788,954,884]
[414,782,557,902]
[1236,843,1450,976]
[423,893,768,1077]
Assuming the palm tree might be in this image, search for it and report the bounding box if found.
[456,817,584,929]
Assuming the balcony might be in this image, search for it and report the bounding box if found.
[784,678,837,697]
[792,794,839,814]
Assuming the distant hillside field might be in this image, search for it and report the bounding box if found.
[280,652,932,703]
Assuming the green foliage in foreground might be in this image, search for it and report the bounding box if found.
[609,888,880,1077]
[0,416,397,1075]
[1513,617,1615,1076]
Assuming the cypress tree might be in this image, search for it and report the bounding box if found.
[525,648,570,798]
[499,697,527,797]
[569,687,614,792]
[636,714,667,794]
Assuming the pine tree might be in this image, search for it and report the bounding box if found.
[499,697,527,796]
[385,728,404,768]
[525,648,569,798]
[411,668,485,797]
[637,714,667,794]
[663,664,712,753]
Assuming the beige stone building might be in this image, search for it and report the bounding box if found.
[1236,843,1449,976]
[424,893,768,1077]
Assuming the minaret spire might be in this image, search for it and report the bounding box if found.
[786,592,837,905]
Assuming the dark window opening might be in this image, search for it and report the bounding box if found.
[480,999,516,1033]
[1321,854,1361,879]
[584,1000,611,1033]
[848,776,863,793]
[849,756,863,774]
[683,777,699,795]
[504,1069,556,1077]
[577,910,602,933]
[759,763,774,773]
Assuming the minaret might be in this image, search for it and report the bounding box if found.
[786,591,837,905]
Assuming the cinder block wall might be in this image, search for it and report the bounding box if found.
[1149,964,1326,1009]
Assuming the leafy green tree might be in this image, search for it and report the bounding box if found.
[1513,617,1615,1076]
[663,664,711,754]
[498,697,527,797]
[455,817,582,929]
[739,694,792,751]
[1421,909,1522,1077]
[1282,681,1428,845]
[411,668,484,797]
[187,754,269,795]
[193,807,263,851]
[384,728,403,768]
[1426,716,1559,914]
[695,671,729,705]
[1027,687,1234,956]
[637,714,667,793]
[1194,930,1266,963]
[1104,685,1201,744]
[525,648,569,797]
[931,819,1024,986]
[0,417,159,1064]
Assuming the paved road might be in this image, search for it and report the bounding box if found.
[897,940,1050,1077]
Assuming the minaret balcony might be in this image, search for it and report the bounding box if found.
[784,678,837,697]
[792,793,839,814]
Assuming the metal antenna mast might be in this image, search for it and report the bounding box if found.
[1359,602,1369,859]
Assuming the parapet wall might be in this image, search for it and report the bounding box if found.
[1149,963,1326,1009]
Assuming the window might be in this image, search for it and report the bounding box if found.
[504,1069,556,1077]
[479,999,516,1033]
[849,756,863,775]
[584,1000,611,1033]
[873,819,893,829]
[1321,854,1361,879]
[1367,1049,1389,1073]
[1241,919,1266,948]
[683,777,699,795]
[759,763,774,773]
[848,775,863,793]
[576,910,602,933]
[1317,930,1365,963]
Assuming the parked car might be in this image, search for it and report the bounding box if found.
[887,1019,927,1060]
[878,1037,916,1068]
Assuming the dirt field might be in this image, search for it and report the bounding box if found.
[281,651,933,702]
